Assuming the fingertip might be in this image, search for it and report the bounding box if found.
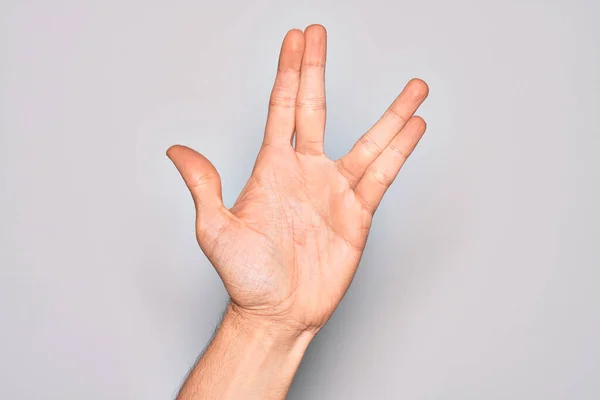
[300,24,327,69]
[283,28,305,53]
[166,144,179,159]
[304,24,327,46]
[166,144,187,159]
[305,24,327,35]
[286,28,304,38]
[406,78,429,99]
[411,115,427,131]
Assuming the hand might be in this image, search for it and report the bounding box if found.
[167,25,428,335]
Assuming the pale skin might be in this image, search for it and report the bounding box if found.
[168,24,429,399]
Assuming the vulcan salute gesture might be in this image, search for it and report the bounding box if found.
[167,24,429,400]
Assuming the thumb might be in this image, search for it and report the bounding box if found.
[166,145,229,246]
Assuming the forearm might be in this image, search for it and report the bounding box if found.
[177,303,315,400]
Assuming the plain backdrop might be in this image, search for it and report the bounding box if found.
[1,0,599,399]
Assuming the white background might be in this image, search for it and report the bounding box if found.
[1,0,599,398]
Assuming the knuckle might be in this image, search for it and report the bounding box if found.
[358,134,384,157]
[301,61,325,69]
[355,192,377,214]
[270,88,296,109]
[295,96,326,110]
[368,165,394,186]
[335,159,361,187]
[383,107,408,126]
[188,171,216,189]
[388,143,409,161]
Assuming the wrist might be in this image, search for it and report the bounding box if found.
[179,303,315,399]
[225,302,318,346]
[187,302,314,399]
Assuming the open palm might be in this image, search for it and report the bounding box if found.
[167,25,429,332]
